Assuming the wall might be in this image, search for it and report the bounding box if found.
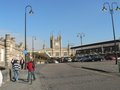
[0,34,24,67]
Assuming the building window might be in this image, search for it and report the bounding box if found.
[64,52,67,56]
[56,52,59,56]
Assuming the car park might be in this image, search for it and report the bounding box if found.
[90,55,104,61]
[74,55,92,62]
[73,56,83,62]
[104,54,115,60]
[80,55,93,62]
[74,54,104,62]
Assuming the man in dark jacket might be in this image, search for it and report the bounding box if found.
[20,57,24,70]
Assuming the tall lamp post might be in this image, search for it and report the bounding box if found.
[67,41,74,57]
[102,2,120,64]
[32,36,36,59]
[77,33,85,46]
[24,5,34,69]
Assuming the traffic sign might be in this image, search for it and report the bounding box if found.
[24,50,28,55]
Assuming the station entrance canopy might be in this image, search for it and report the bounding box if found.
[38,51,51,59]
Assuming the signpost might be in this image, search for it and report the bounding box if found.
[24,50,28,55]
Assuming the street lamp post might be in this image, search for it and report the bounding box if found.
[24,5,34,69]
[102,2,120,64]
[77,33,85,46]
[32,36,36,59]
[67,42,74,57]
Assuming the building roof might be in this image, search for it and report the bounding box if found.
[71,40,120,49]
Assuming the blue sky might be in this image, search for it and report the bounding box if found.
[0,0,120,50]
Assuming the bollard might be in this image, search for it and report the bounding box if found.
[118,60,120,72]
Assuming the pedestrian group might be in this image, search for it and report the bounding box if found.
[11,55,36,84]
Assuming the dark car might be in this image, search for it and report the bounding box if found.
[63,57,72,62]
[90,55,104,61]
[73,56,83,62]
[104,54,115,60]
[80,56,93,62]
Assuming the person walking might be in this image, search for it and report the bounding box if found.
[20,57,24,70]
[11,58,15,80]
[11,59,15,65]
[27,60,36,84]
[12,60,21,82]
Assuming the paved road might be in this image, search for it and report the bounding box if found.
[1,62,120,90]
[39,63,120,90]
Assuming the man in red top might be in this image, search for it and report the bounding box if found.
[27,60,36,84]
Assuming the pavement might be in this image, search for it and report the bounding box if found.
[68,60,120,77]
[0,69,42,90]
[0,60,120,90]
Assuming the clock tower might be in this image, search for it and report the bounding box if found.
[50,34,62,57]
[50,34,62,49]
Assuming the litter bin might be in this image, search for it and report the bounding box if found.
[118,60,120,72]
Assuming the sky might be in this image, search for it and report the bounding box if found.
[0,0,120,50]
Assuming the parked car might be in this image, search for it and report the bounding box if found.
[80,55,93,62]
[54,60,59,63]
[63,57,72,62]
[90,55,104,61]
[105,55,115,60]
[73,56,83,62]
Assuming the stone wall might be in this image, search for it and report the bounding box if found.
[0,34,24,85]
[0,34,24,67]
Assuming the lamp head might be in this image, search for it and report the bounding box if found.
[115,6,120,10]
[29,9,34,14]
[102,6,107,11]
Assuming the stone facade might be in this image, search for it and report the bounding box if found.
[0,34,24,67]
[42,35,74,58]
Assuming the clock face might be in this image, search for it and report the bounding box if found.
[55,42,59,46]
